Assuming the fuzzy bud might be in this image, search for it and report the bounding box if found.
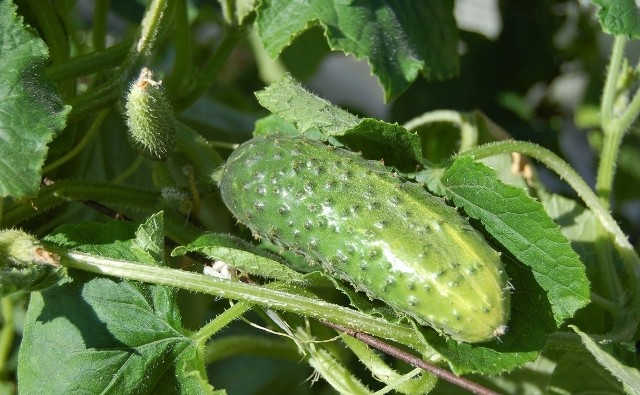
[125,68,176,161]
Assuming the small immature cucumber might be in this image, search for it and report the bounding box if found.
[125,68,176,161]
[219,136,510,343]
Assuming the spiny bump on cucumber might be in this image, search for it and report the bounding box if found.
[125,68,176,161]
[219,135,511,343]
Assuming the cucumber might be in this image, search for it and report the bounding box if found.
[125,68,176,161]
[219,136,510,343]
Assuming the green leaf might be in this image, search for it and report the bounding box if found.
[172,232,307,284]
[133,211,166,265]
[253,114,299,137]
[256,0,459,100]
[540,192,634,335]
[441,156,590,326]
[18,220,214,394]
[336,119,424,170]
[255,74,360,135]
[235,0,259,23]
[547,347,625,394]
[254,75,423,169]
[0,0,70,197]
[570,326,640,394]
[592,0,640,38]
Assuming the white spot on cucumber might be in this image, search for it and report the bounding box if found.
[367,240,413,274]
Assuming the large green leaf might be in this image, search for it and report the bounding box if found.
[541,192,636,336]
[255,74,423,169]
[592,0,640,37]
[256,0,459,100]
[0,0,70,197]
[570,326,640,394]
[18,216,215,395]
[440,156,590,326]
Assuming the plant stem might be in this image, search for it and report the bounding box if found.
[175,27,243,111]
[111,156,145,184]
[590,291,624,313]
[67,73,124,122]
[402,110,478,152]
[596,35,626,206]
[50,247,424,351]
[208,141,239,150]
[44,110,110,174]
[596,127,623,206]
[164,0,193,96]
[322,321,498,395]
[26,0,69,65]
[596,36,640,207]
[92,0,111,51]
[600,36,626,127]
[135,0,169,55]
[193,302,252,346]
[1,180,161,228]
[0,297,15,380]
[68,0,172,121]
[47,40,132,82]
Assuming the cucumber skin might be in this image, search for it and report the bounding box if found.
[219,136,510,343]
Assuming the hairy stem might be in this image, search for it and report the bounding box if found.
[1,180,160,228]
[600,36,626,127]
[597,36,628,206]
[47,40,132,82]
[68,0,172,121]
[322,321,498,395]
[49,246,424,351]
[135,0,169,55]
[464,141,635,259]
[0,297,15,380]
[193,302,252,346]
[597,35,640,210]
[26,0,69,65]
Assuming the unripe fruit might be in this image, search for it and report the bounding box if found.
[125,68,176,161]
[0,229,62,295]
[219,136,510,343]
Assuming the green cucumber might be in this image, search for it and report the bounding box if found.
[125,68,176,161]
[219,136,510,343]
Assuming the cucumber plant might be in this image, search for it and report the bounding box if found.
[1,1,639,394]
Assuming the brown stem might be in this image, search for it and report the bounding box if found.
[320,320,499,395]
